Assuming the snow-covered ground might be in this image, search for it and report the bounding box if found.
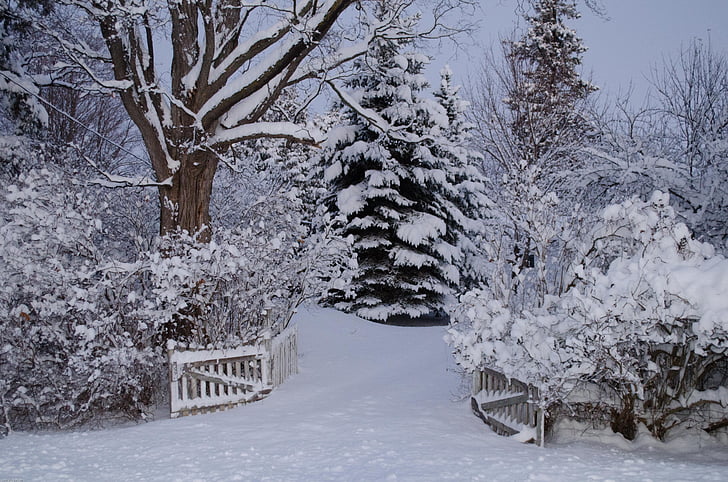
[2,306,727,481]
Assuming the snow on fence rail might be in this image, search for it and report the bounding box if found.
[471,367,544,446]
[168,325,298,418]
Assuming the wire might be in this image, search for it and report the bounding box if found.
[0,70,149,164]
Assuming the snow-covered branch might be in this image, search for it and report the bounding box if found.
[77,149,172,188]
[211,121,324,146]
[327,80,437,145]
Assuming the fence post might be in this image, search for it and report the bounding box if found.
[473,371,482,394]
[262,335,272,387]
[168,348,179,418]
[536,407,545,448]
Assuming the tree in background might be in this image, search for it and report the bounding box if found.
[324,10,477,322]
[651,40,728,249]
[1,8,158,255]
[506,0,597,167]
[433,65,490,290]
[0,0,52,137]
[586,40,728,252]
[0,0,53,180]
[467,0,596,309]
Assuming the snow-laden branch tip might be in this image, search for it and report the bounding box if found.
[210,121,324,146]
[326,80,391,134]
[327,80,438,145]
[89,174,173,188]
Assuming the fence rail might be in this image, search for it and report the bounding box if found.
[471,367,544,446]
[168,325,298,418]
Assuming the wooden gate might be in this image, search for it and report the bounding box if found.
[168,325,298,418]
[471,367,544,446]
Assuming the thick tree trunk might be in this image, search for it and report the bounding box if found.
[154,149,219,343]
[158,150,218,243]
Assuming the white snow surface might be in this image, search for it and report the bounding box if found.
[2,307,727,481]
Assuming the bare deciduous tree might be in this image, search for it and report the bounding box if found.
[26,0,474,241]
[651,39,728,246]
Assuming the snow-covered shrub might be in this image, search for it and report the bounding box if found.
[153,193,344,347]
[0,169,163,433]
[0,135,40,179]
[448,191,728,439]
[0,168,343,434]
[567,191,728,437]
[447,288,596,412]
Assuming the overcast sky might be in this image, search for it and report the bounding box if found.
[441,0,728,99]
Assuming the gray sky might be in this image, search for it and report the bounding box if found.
[443,0,728,99]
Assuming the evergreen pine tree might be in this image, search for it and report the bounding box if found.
[506,0,597,166]
[433,65,490,289]
[435,65,472,145]
[466,0,598,311]
[324,18,469,322]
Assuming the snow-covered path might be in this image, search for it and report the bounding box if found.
[2,307,727,481]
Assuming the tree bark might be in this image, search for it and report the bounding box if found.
[158,150,218,243]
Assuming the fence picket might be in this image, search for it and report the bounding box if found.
[168,326,298,418]
[471,368,543,446]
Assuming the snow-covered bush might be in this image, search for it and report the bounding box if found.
[0,169,162,433]
[0,135,40,179]
[448,191,728,439]
[0,168,342,434]
[154,192,345,347]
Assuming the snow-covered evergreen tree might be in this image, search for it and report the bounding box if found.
[435,65,473,146]
[0,0,51,138]
[507,0,597,166]
[0,0,52,179]
[433,65,490,289]
[465,0,597,312]
[324,13,471,322]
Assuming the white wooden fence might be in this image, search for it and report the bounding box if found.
[168,325,298,418]
[471,368,544,446]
